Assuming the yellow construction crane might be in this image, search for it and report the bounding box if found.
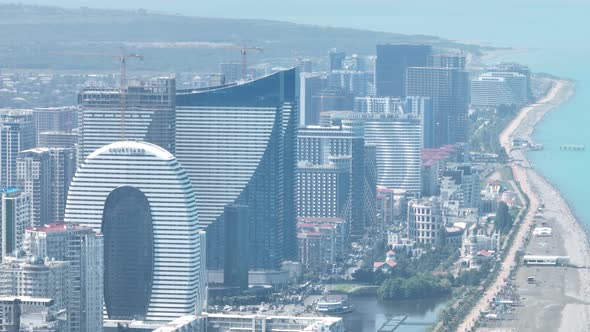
[240,47,263,79]
[53,49,143,139]
[126,42,263,80]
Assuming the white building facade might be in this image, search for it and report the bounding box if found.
[64,141,206,323]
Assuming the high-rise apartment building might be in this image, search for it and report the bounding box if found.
[406,67,469,146]
[297,121,366,234]
[299,73,324,125]
[220,62,242,83]
[25,224,103,332]
[362,113,423,194]
[328,71,370,96]
[488,62,532,100]
[64,141,206,322]
[471,72,528,108]
[38,131,78,149]
[296,158,352,224]
[311,89,354,122]
[77,77,176,161]
[440,164,480,214]
[176,68,298,269]
[354,96,405,114]
[0,253,68,319]
[375,44,432,97]
[17,148,75,226]
[16,149,50,227]
[328,49,346,71]
[0,110,35,188]
[0,188,31,260]
[427,55,466,69]
[32,107,77,144]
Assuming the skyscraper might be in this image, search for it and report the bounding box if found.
[362,113,423,194]
[17,148,75,226]
[311,89,354,123]
[299,73,324,125]
[0,188,31,260]
[406,67,469,146]
[38,131,78,149]
[16,149,51,227]
[220,62,242,83]
[375,44,432,97]
[32,107,77,144]
[427,55,466,69]
[328,49,346,71]
[64,141,206,322]
[296,158,352,224]
[0,110,35,188]
[77,77,176,161]
[297,120,366,235]
[176,68,298,269]
[25,224,103,332]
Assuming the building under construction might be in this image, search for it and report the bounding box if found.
[77,77,176,160]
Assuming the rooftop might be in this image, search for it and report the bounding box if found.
[27,223,91,233]
[87,140,175,161]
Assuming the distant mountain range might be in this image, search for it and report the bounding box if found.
[0,3,484,73]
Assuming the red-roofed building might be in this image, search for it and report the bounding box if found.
[373,249,398,273]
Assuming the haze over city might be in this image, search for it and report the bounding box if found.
[0,1,589,332]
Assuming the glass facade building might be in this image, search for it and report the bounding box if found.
[176,69,298,269]
[64,141,206,322]
[375,44,432,97]
[77,78,176,162]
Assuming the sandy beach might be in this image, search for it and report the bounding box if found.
[458,79,590,331]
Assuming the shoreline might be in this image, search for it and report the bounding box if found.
[457,78,582,331]
[503,78,590,331]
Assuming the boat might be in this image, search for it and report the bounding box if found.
[315,295,354,315]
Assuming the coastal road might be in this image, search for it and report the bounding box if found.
[457,80,565,332]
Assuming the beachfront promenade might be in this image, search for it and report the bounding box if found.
[457,80,572,331]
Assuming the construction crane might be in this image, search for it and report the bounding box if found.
[240,47,263,79]
[126,42,263,80]
[52,49,143,139]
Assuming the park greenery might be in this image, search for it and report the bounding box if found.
[494,201,514,232]
[377,273,452,300]
[351,243,494,301]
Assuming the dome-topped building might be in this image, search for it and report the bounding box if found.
[64,141,206,323]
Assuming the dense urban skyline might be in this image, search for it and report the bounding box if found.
[0,2,587,331]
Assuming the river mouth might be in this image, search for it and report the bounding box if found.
[342,294,451,332]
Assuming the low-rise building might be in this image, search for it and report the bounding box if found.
[0,296,65,332]
[407,197,443,245]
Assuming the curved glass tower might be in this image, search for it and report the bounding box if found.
[176,69,298,268]
[64,141,206,322]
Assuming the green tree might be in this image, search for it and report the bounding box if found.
[494,202,513,232]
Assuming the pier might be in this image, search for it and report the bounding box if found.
[378,315,407,332]
[560,144,585,151]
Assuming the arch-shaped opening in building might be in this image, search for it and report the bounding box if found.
[102,185,154,320]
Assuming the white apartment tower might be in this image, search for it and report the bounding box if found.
[25,224,103,332]
[64,141,205,323]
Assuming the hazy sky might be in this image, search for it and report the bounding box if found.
[5,0,589,47]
